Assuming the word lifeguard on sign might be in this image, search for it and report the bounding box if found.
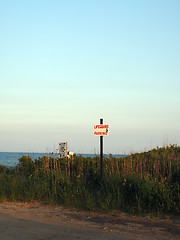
[94,124,109,136]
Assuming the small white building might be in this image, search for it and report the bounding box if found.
[67,151,74,158]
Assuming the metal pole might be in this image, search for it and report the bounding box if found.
[100,118,103,177]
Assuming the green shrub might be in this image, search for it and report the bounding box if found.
[0,145,179,215]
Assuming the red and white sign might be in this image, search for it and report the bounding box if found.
[94,124,109,136]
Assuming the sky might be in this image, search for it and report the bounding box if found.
[0,0,180,154]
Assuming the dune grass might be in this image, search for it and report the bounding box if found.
[0,145,179,215]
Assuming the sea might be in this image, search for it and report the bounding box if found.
[0,152,125,167]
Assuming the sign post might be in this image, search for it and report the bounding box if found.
[94,119,109,177]
[100,118,103,177]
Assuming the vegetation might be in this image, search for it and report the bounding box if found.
[0,145,179,216]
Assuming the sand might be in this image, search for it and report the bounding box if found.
[0,201,179,240]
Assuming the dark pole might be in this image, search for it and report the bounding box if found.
[100,118,103,177]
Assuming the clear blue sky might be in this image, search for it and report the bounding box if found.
[0,0,180,154]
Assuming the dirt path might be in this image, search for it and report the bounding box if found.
[0,201,179,240]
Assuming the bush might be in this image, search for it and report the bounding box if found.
[0,145,179,215]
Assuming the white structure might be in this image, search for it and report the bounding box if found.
[59,142,67,158]
[67,151,74,158]
[59,142,74,158]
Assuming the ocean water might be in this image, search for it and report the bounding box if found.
[0,152,53,167]
[0,152,125,167]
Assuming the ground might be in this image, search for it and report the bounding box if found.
[0,201,179,240]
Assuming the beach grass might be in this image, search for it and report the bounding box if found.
[0,145,179,215]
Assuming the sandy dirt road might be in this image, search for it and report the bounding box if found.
[0,201,179,240]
